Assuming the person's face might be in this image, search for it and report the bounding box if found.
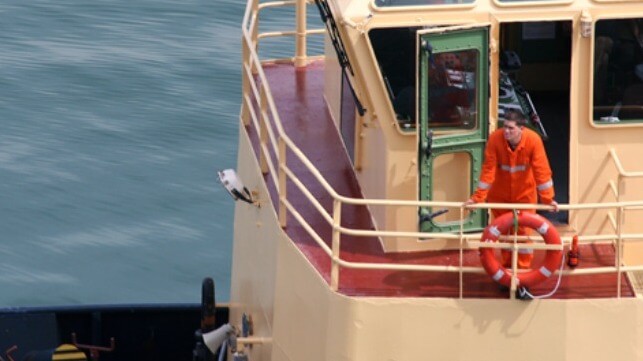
[503,120,523,145]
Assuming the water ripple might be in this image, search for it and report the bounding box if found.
[0,0,246,306]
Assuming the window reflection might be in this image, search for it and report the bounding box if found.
[593,18,643,123]
[497,0,564,3]
[374,0,473,6]
[428,50,478,129]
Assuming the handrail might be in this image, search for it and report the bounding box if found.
[240,0,643,299]
[610,149,643,178]
[258,29,326,40]
[606,149,643,297]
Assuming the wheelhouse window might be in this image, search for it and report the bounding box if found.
[593,18,643,124]
[369,27,420,130]
[373,0,473,7]
[496,0,568,3]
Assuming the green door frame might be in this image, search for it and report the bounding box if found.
[418,25,490,233]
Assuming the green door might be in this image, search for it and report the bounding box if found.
[418,26,489,233]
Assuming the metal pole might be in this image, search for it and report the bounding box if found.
[330,199,342,291]
[294,0,307,67]
[459,207,464,299]
[278,138,287,227]
[259,87,269,174]
[241,36,251,126]
[510,210,518,300]
[616,205,623,298]
[250,0,259,74]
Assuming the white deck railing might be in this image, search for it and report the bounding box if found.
[240,0,643,299]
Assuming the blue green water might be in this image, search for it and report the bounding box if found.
[0,0,247,306]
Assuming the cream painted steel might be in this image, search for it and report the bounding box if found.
[331,199,341,290]
[295,0,307,66]
[231,0,643,359]
[229,159,643,360]
[459,207,465,297]
[257,29,325,40]
[243,63,279,187]
[229,130,277,361]
[259,87,269,174]
[237,336,273,345]
[248,104,643,297]
[608,149,643,297]
[342,7,642,251]
[239,0,643,300]
[278,138,287,227]
[257,0,298,8]
[609,148,643,201]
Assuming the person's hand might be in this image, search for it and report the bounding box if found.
[463,198,476,207]
[549,200,559,212]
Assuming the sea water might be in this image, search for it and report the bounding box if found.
[0,0,245,307]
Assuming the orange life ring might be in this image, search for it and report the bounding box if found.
[479,212,563,288]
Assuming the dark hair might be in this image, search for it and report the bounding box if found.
[504,110,528,126]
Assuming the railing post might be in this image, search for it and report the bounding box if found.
[278,137,287,228]
[259,87,269,174]
[509,214,518,300]
[330,199,342,291]
[294,0,307,67]
[249,0,259,74]
[241,36,251,126]
[616,205,623,298]
[458,207,464,299]
[616,175,622,278]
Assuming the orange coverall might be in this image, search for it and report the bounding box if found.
[471,127,555,268]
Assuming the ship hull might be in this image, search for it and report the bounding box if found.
[230,120,643,361]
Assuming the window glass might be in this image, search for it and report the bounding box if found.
[369,27,419,131]
[496,0,564,3]
[374,0,473,7]
[428,49,479,130]
[593,18,643,124]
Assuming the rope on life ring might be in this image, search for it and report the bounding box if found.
[479,212,563,288]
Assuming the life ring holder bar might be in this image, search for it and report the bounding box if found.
[497,234,549,241]
[464,202,557,211]
[470,241,564,251]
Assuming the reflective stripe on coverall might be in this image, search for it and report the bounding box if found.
[471,127,555,269]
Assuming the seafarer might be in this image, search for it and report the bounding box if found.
[464,110,559,294]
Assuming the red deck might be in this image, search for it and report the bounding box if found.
[245,60,635,299]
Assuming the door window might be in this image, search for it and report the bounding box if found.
[418,27,489,233]
[428,49,479,130]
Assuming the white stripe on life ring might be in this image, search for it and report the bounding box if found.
[492,269,504,281]
[539,266,552,278]
[537,222,549,235]
[489,225,501,237]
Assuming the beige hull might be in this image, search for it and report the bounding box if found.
[230,124,643,361]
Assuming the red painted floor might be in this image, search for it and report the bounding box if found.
[245,60,635,299]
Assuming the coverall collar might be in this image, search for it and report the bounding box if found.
[507,132,525,152]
